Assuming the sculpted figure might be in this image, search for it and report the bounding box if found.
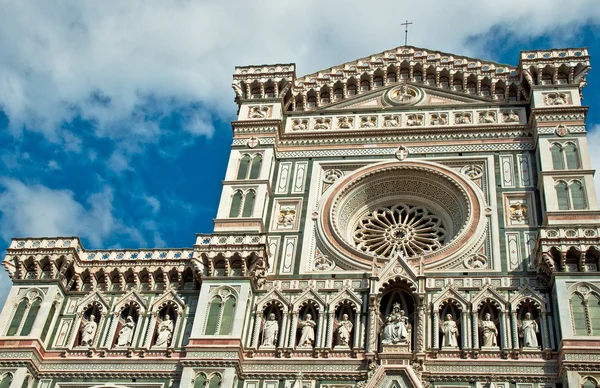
[338,117,353,129]
[250,106,268,118]
[479,313,498,347]
[292,120,307,131]
[117,316,135,347]
[504,110,520,123]
[314,120,330,130]
[519,312,539,348]
[155,314,174,347]
[383,116,400,127]
[381,304,409,344]
[80,315,98,347]
[261,313,279,347]
[337,314,353,347]
[440,314,459,348]
[297,314,316,348]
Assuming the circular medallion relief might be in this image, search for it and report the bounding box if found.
[317,160,485,270]
[385,84,422,106]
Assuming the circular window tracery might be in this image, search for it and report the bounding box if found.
[353,204,446,257]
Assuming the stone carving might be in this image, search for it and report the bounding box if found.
[116,316,135,347]
[503,110,520,123]
[360,116,377,128]
[440,314,459,348]
[478,111,497,124]
[314,254,334,271]
[509,202,528,222]
[337,116,354,129]
[406,114,424,126]
[381,303,409,344]
[80,315,98,347]
[464,254,487,269]
[544,92,569,106]
[336,314,353,347]
[297,314,316,348]
[390,83,417,104]
[479,313,498,347]
[555,124,568,137]
[314,118,331,130]
[323,169,343,184]
[394,145,410,161]
[292,119,308,131]
[249,106,270,119]
[460,164,483,180]
[277,207,296,227]
[246,136,259,148]
[383,115,401,127]
[154,315,174,347]
[455,112,472,124]
[519,312,539,348]
[430,113,448,126]
[261,313,279,347]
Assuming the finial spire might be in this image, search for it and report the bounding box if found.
[401,20,413,47]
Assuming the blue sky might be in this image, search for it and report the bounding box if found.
[1,1,600,306]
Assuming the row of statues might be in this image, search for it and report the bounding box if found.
[79,314,174,348]
[261,313,354,349]
[439,312,539,349]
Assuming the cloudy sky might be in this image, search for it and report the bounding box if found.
[0,0,599,305]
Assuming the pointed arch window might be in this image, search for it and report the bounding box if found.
[440,76,449,89]
[582,378,598,388]
[237,154,262,180]
[565,143,580,169]
[236,155,251,180]
[571,292,600,335]
[399,68,409,80]
[229,189,256,218]
[589,294,600,334]
[551,142,580,170]
[193,374,207,388]
[551,144,565,170]
[248,155,262,179]
[0,374,12,388]
[204,290,237,336]
[20,299,41,336]
[556,181,570,210]
[241,190,256,217]
[571,293,587,335]
[7,299,27,336]
[208,374,222,388]
[570,181,587,210]
[228,190,243,218]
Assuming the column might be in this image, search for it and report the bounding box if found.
[326,311,334,349]
[417,302,425,353]
[143,313,157,348]
[432,310,440,349]
[471,312,479,349]
[287,311,298,348]
[277,312,288,349]
[540,312,550,350]
[103,312,119,348]
[315,312,324,349]
[352,310,361,349]
[499,311,507,350]
[511,311,520,349]
[367,297,378,353]
[461,311,469,349]
[251,312,262,349]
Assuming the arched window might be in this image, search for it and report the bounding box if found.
[204,289,237,336]
[7,299,28,336]
[374,76,384,87]
[320,92,330,104]
[193,373,207,388]
[20,298,41,336]
[360,80,370,91]
[228,190,243,218]
[571,294,587,335]
[582,377,598,388]
[556,181,570,210]
[565,143,580,169]
[0,374,12,388]
[204,297,222,335]
[347,84,357,96]
[219,297,236,335]
[241,190,256,217]
[249,155,262,179]
[589,294,600,334]
[333,89,343,101]
[208,374,222,388]
[551,144,565,170]
[570,181,586,210]
[236,155,251,180]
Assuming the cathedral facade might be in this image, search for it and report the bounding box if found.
[1,46,599,388]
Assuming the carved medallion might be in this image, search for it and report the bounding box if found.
[394,145,410,161]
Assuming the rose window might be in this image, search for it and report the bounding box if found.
[353,204,446,258]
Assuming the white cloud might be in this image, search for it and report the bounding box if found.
[0,0,599,147]
[0,179,136,248]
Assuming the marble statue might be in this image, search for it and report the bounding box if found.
[519,312,539,348]
[381,304,409,344]
[337,314,353,347]
[261,313,279,347]
[440,314,459,348]
[480,313,498,347]
[117,316,135,347]
[80,315,97,347]
[297,314,316,348]
[155,314,174,347]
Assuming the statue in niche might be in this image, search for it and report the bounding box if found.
[392,83,415,103]
[116,315,135,347]
[504,110,520,123]
[479,313,498,347]
[297,314,316,348]
[381,303,409,344]
[154,314,174,347]
[519,312,539,348]
[261,313,279,347]
[336,314,353,347]
[80,314,98,347]
[440,313,459,348]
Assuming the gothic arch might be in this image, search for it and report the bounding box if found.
[510,285,547,313]
[431,286,468,311]
[293,287,325,312]
[329,288,362,312]
[255,288,290,314]
[471,285,507,311]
